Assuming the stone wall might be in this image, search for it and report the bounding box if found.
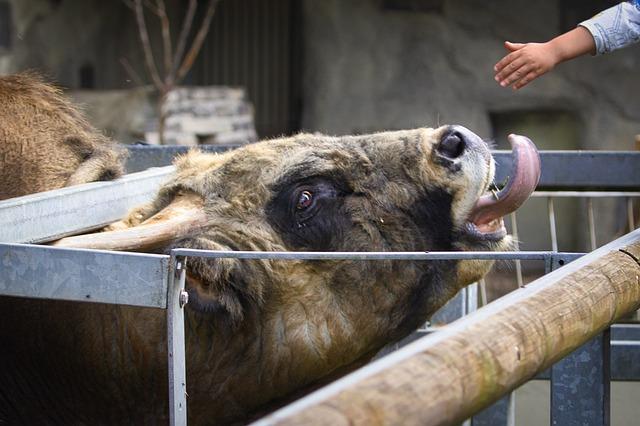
[301,0,640,151]
[0,0,146,89]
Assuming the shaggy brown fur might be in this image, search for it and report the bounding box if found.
[0,126,510,424]
[0,72,126,200]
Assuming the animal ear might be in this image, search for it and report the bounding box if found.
[180,238,263,326]
[63,135,126,186]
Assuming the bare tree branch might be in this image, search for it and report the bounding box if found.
[119,57,144,85]
[175,0,219,83]
[156,0,174,81]
[171,0,197,77]
[133,0,164,89]
[142,0,162,17]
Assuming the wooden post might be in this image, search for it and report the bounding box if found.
[254,230,640,426]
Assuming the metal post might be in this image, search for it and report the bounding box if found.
[548,197,558,252]
[469,278,515,426]
[550,254,610,426]
[588,198,597,250]
[472,394,513,426]
[168,256,189,426]
[551,330,611,426]
[510,212,524,288]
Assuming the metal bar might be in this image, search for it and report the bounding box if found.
[126,144,239,173]
[0,243,170,308]
[588,198,597,250]
[492,151,640,190]
[170,249,584,261]
[628,198,635,232]
[510,211,524,288]
[168,256,188,426]
[479,278,488,306]
[551,330,611,426]
[471,394,512,426]
[429,288,467,326]
[548,197,559,252]
[533,191,640,197]
[549,254,610,426]
[0,166,175,243]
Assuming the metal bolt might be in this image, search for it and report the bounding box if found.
[179,290,189,308]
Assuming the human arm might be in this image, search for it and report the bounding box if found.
[494,26,595,90]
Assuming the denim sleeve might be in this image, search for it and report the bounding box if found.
[579,1,640,55]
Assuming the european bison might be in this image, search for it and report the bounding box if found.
[0,72,125,200]
[0,115,539,422]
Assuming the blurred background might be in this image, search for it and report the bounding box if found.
[1,0,637,148]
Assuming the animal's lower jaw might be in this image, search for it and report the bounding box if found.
[454,233,514,286]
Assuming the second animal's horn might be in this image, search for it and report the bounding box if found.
[51,193,207,251]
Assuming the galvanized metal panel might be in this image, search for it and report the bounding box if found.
[126,145,238,173]
[472,394,513,426]
[0,243,170,308]
[167,257,188,426]
[0,166,175,243]
[551,331,611,426]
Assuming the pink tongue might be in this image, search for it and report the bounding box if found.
[469,134,541,226]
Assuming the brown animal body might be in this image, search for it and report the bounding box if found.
[0,73,125,200]
[0,125,539,424]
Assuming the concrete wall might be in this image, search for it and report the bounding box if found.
[0,0,158,89]
[301,0,640,151]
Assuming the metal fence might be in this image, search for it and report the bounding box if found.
[1,146,640,425]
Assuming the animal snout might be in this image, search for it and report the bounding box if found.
[437,131,466,159]
[436,126,486,160]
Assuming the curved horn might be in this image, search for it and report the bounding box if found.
[51,193,207,251]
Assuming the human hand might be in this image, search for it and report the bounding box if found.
[494,41,560,90]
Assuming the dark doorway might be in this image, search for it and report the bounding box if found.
[191,0,303,138]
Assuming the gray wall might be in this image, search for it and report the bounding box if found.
[0,0,165,89]
[301,0,640,150]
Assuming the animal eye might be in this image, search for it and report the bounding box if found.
[296,190,313,210]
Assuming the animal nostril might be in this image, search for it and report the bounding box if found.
[438,131,466,159]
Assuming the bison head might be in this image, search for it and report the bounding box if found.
[53,125,538,421]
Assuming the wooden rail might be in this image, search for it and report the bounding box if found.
[254,229,640,426]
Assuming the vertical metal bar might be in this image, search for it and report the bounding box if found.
[548,197,558,252]
[551,330,610,426]
[478,278,488,307]
[472,394,512,426]
[510,212,524,288]
[627,198,635,232]
[468,279,514,426]
[507,392,516,426]
[168,256,188,426]
[588,198,597,250]
[550,255,610,426]
[465,283,478,313]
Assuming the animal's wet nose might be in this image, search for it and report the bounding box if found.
[436,130,467,159]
